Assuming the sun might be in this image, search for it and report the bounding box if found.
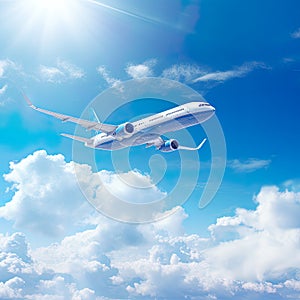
[9,0,88,49]
[5,0,149,54]
[28,0,76,18]
[35,0,66,10]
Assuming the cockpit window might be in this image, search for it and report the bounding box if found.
[199,103,210,107]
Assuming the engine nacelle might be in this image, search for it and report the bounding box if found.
[159,139,179,152]
[112,122,134,140]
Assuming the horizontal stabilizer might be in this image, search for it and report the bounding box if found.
[61,133,93,145]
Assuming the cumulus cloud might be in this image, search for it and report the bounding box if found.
[116,186,300,298]
[0,150,92,237]
[0,150,166,236]
[39,59,85,83]
[0,277,24,299]
[31,185,300,299]
[228,158,271,173]
[193,62,268,83]
[207,187,300,281]
[125,59,156,79]
[2,151,300,298]
[93,170,166,207]
[0,232,99,299]
[291,28,300,39]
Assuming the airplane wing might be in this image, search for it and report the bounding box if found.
[61,133,93,145]
[178,138,207,151]
[146,137,207,151]
[24,95,117,134]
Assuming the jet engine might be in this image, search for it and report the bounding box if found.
[159,139,179,152]
[112,122,134,140]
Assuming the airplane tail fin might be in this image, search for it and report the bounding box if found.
[178,138,207,151]
[61,133,94,147]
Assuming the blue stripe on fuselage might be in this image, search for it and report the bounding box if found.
[96,111,211,150]
[95,139,115,149]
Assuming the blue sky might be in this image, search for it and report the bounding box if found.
[0,0,300,299]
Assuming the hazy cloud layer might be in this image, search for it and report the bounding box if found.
[192,62,268,83]
[291,28,300,39]
[162,64,205,83]
[97,66,122,88]
[0,59,19,78]
[39,59,85,83]
[161,62,268,85]
[228,158,271,173]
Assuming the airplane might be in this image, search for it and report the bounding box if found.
[25,95,215,152]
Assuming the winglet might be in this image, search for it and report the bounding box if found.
[22,93,37,109]
[196,138,207,150]
[178,138,207,151]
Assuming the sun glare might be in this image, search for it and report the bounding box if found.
[30,0,74,16]
[8,0,148,53]
[37,0,67,11]
[12,0,87,47]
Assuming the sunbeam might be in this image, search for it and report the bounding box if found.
[85,0,163,26]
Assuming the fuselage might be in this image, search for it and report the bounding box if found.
[90,101,215,150]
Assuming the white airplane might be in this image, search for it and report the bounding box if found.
[25,96,215,152]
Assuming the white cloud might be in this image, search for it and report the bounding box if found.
[0,150,92,237]
[96,170,166,204]
[39,66,64,83]
[0,232,100,299]
[206,186,300,282]
[1,58,84,85]
[228,158,271,173]
[291,28,300,39]
[39,59,85,83]
[57,59,85,79]
[97,66,122,88]
[125,59,156,79]
[0,277,24,299]
[193,62,268,83]
[0,84,8,95]
[162,64,205,82]
[242,282,277,293]
[0,84,9,107]
[28,186,300,298]
[284,279,300,291]
[2,151,300,298]
[0,59,17,78]
[161,62,267,85]
[0,61,7,77]
[0,150,166,236]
